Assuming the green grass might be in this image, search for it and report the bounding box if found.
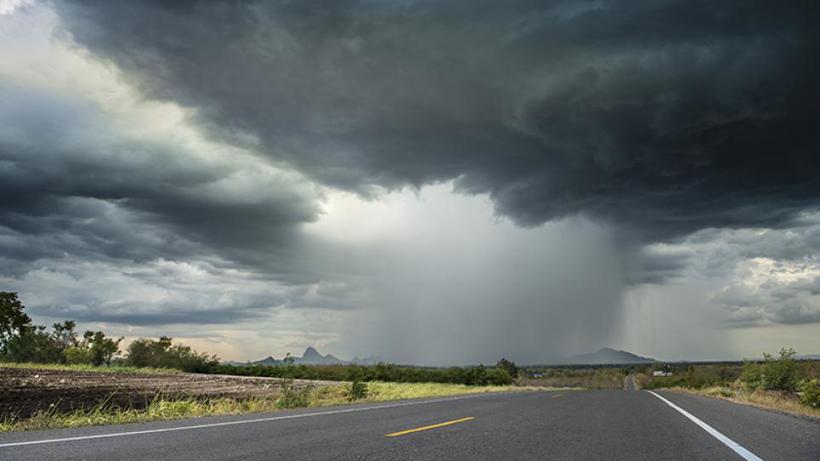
[0,381,542,432]
[0,362,181,374]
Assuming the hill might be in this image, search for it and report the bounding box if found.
[562,347,656,365]
[249,347,347,366]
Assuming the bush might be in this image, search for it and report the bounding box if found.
[344,365,369,401]
[277,381,311,409]
[800,379,820,408]
[741,362,763,389]
[345,381,369,401]
[486,368,513,386]
[741,348,803,392]
[496,358,518,380]
[761,348,800,392]
[64,346,92,365]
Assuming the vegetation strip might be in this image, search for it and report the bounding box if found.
[385,417,475,437]
[0,380,539,432]
[0,395,492,448]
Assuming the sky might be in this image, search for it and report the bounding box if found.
[1,0,818,364]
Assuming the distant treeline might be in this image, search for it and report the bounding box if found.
[212,361,515,386]
[1,292,516,386]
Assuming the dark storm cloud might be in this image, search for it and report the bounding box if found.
[55,0,820,241]
[626,246,693,285]
[32,302,271,326]
[0,82,321,280]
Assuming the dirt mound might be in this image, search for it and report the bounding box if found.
[0,367,330,418]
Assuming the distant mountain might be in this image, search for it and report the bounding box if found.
[248,347,348,366]
[254,356,280,366]
[798,354,820,360]
[562,347,656,365]
[351,355,387,365]
[298,346,347,365]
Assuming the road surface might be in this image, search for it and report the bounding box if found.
[623,372,637,390]
[0,390,817,460]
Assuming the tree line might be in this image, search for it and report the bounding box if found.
[215,358,517,386]
[0,292,217,371]
[1,291,517,385]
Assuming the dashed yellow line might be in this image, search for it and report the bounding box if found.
[552,393,564,398]
[385,417,475,437]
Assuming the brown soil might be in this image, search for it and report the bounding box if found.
[0,367,333,418]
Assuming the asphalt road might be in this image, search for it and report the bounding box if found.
[623,372,637,390]
[1,390,817,460]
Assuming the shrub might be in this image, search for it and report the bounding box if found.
[486,368,513,386]
[344,365,369,401]
[345,381,369,401]
[277,381,311,409]
[761,348,800,392]
[800,379,820,408]
[741,362,763,389]
[64,346,92,365]
[496,358,518,380]
[741,349,802,392]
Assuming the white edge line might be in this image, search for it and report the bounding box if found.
[647,391,764,461]
[0,392,505,448]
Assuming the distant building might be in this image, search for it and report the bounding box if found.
[652,370,672,377]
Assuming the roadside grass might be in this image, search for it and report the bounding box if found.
[668,385,820,419]
[309,381,542,407]
[0,362,180,375]
[518,367,628,390]
[0,382,542,432]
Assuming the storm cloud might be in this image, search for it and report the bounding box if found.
[54,0,820,240]
[1,1,818,362]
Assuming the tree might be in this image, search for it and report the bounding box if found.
[3,324,64,363]
[52,320,79,349]
[125,336,218,372]
[0,292,33,355]
[496,358,518,380]
[83,331,122,366]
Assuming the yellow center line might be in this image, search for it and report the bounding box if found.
[385,417,475,437]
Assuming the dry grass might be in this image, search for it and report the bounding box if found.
[309,381,544,406]
[1,381,542,432]
[519,368,628,389]
[668,385,820,419]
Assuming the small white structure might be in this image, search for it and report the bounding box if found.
[652,370,672,377]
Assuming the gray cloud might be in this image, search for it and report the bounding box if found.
[0,81,322,280]
[646,214,820,328]
[54,0,820,240]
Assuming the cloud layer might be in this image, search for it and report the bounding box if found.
[55,0,820,240]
